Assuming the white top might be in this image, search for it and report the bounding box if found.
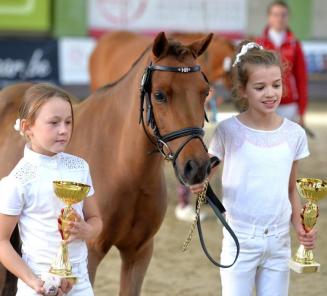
[268,28,286,48]
[0,146,94,265]
[208,117,309,226]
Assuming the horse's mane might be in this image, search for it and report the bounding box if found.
[97,39,192,92]
[97,44,152,92]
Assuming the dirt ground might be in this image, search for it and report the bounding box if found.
[93,102,327,296]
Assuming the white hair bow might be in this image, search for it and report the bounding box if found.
[232,42,263,67]
[13,118,24,136]
[13,118,20,132]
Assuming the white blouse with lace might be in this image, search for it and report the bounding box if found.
[0,146,94,265]
[208,116,309,226]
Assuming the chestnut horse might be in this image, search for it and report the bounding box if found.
[0,32,213,295]
[89,31,235,91]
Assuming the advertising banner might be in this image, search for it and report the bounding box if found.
[0,38,59,87]
[0,0,50,32]
[53,0,88,37]
[88,0,247,37]
[303,41,327,75]
[58,37,96,85]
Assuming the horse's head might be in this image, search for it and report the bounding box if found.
[140,32,214,185]
[208,36,235,89]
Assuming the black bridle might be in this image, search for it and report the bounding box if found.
[138,62,240,268]
[139,62,209,184]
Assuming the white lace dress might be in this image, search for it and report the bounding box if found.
[208,116,309,227]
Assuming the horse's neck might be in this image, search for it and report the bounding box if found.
[92,51,163,173]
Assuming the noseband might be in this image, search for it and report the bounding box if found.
[139,62,209,184]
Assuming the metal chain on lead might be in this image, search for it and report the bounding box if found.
[182,178,209,252]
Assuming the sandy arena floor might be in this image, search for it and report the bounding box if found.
[94,102,327,296]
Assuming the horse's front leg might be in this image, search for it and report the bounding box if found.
[87,244,108,285]
[119,239,154,296]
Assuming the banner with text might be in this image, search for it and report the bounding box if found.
[0,38,58,87]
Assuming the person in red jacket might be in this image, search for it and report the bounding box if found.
[256,1,308,126]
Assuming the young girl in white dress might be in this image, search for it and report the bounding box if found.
[0,83,102,295]
[191,41,317,296]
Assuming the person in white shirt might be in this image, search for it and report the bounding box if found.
[190,41,316,296]
[0,83,102,296]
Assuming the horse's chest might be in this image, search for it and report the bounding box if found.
[110,191,167,247]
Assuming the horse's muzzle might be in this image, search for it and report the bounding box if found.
[183,159,211,185]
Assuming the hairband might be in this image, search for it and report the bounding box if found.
[232,42,264,67]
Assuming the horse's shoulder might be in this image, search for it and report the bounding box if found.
[59,153,89,171]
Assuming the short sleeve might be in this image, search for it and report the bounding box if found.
[0,176,24,215]
[208,124,225,159]
[294,128,310,160]
[84,162,95,197]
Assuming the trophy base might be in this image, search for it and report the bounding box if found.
[48,270,78,284]
[49,265,78,284]
[289,259,320,273]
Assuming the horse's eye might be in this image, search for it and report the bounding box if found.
[153,91,167,102]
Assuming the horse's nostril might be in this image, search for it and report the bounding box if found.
[184,159,211,184]
[184,160,198,181]
[184,160,199,182]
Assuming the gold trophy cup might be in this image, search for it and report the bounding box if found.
[49,181,90,282]
[289,178,327,273]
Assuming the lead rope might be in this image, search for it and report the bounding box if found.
[182,178,209,252]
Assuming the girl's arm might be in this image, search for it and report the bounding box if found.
[289,161,317,250]
[65,196,103,243]
[0,214,45,293]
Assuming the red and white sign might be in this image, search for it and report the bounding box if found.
[88,0,247,37]
[58,37,96,85]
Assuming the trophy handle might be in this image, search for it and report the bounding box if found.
[301,201,319,232]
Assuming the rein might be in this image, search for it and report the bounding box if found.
[182,157,240,268]
[139,62,239,268]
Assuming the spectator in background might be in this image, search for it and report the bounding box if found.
[256,1,308,126]
[206,86,225,123]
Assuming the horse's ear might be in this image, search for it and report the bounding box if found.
[152,32,169,58]
[188,33,214,58]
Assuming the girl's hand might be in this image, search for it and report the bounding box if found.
[59,278,73,294]
[189,182,207,195]
[30,277,45,294]
[294,223,317,250]
[65,212,92,242]
[41,274,73,296]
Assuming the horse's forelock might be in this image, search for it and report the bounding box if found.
[165,40,193,60]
